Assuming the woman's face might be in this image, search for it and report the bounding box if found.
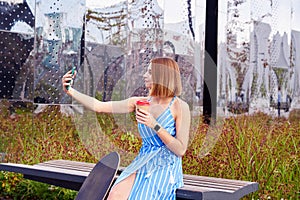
[143,64,153,89]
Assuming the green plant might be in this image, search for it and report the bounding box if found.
[0,172,77,200]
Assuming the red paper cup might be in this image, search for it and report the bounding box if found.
[136,100,150,112]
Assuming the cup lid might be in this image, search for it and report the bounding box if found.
[136,100,150,106]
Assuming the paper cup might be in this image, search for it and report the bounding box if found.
[136,100,150,112]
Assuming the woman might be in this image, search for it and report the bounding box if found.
[62,57,191,199]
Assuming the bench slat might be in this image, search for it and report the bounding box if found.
[37,162,94,172]
[183,180,238,192]
[38,160,250,190]
[184,173,255,186]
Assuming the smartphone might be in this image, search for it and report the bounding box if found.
[66,66,76,90]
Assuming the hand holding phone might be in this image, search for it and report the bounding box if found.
[66,66,76,90]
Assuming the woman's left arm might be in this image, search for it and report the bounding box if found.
[157,100,190,156]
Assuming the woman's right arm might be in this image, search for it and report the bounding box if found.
[62,71,140,113]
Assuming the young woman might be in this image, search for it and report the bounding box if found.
[62,57,191,199]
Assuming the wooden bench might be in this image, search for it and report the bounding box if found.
[0,160,259,200]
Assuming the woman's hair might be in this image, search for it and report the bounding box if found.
[149,57,182,97]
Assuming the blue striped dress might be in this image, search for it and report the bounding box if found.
[113,97,183,199]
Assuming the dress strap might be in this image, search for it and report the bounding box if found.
[167,96,176,108]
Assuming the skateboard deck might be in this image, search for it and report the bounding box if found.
[75,152,120,200]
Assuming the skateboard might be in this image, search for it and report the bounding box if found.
[75,152,120,200]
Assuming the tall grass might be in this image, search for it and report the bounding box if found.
[0,104,299,199]
[184,111,299,199]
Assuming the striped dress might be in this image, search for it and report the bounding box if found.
[113,97,183,199]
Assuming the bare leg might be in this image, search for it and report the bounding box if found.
[107,173,136,200]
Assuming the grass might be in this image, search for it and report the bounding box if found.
[0,103,299,199]
[183,111,299,199]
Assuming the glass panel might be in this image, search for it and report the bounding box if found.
[218,0,299,117]
[34,0,85,104]
[291,0,300,108]
[75,0,129,160]
[161,0,206,146]
[0,31,34,100]
[0,0,35,32]
[218,0,251,115]
[0,0,35,101]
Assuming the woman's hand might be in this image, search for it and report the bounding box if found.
[135,108,156,129]
[62,70,76,94]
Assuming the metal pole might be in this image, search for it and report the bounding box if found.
[203,0,218,124]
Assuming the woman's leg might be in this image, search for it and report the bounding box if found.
[107,173,136,200]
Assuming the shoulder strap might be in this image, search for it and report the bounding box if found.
[168,96,176,108]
